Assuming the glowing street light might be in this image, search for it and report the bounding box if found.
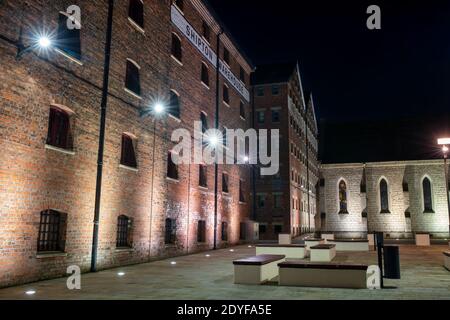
[25,290,36,295]
[16,33,53,60]
[38,36,52,48]
[437,137,450,235]
[154,102,165,114]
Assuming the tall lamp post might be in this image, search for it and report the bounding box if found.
[140,102,166,259]
[437,138,450,235]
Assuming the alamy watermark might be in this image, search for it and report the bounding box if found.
[170,122,280,176]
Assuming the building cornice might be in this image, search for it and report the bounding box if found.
[320,159,446,169]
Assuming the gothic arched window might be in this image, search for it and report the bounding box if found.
[338,180,348,213]
[379,178,390,213]
[422,177,434,213]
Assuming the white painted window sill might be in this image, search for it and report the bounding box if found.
[45,144,75,156]
[115,248,134,253]
[119,164,138,172]
[201,81,210,90]
[171,55,183,66]
[128,17,145,34]
[124,87,143,100]
[36,252,67,259]
[168,114,182,123]
[166,177,180,183]
[54,48,83,66]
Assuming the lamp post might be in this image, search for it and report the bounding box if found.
[437,138,450,235]
[205,131,221,250]
[140,102,166,259]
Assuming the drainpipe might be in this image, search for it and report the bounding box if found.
[213,28,224,250]
[305,104,311,233]
[251,86,257,222]
[90,0,114,272]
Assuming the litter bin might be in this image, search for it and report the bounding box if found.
[383,245,400,279]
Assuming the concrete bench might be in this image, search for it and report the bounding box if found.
[310,244,336,262]
[233,254,285,284]
[327,239,369,251]
[278,233,292,245]
[256,244,306,259]
[367,233,375,248]
[444,252,450,271]
[278,262,368,289]
[415,233,430,246]
[304,238,325,249]
[321,233,334,241]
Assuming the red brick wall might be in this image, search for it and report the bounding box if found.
[0,0,251,288]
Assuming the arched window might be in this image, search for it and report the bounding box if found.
[174,0,184,12]
[422,177,434,213]
[223,85,230,105]
[120,133,137,168]
[47,106,72,150]
[128,0,144,29]
[167,151,179,180]
[171,33,182,62]
[125,59,141,96]
[165,218,176,244]
[379,178,390,213]
[56,12,81,61]
[338,180,348,213]
[169,90,180,119]
[200,112,208,133]
[201,62,209,87]
[240,101,245,119]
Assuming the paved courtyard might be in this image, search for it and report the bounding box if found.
[0,244,448,300]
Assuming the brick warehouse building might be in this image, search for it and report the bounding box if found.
[0,0,254,288]
[251,62,319,240]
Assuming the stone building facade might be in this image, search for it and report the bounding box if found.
[319,160,450,238]
[251,62,319,240]
[0,0,253,288]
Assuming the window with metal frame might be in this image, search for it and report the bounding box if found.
[197,220,206,243]
[165,218,176,244]
[116,215,132,248]
[37,210,67,252]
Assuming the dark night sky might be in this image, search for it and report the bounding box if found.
[208,0,450,123]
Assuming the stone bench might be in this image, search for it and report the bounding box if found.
[415,233,431,246]
[310,244,336,262]
[304,238,325,249]
[278,233,292,245]
[444,252,450,271]
[278,262,368,289]
[327,239,370,251]
[233,254,286,285]
[321,233,334,241]
[256,244,306,259]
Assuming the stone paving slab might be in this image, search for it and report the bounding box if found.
[0,244,448,300]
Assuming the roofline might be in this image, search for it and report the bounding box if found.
[320,159,446,169]
[201,0,255,71]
